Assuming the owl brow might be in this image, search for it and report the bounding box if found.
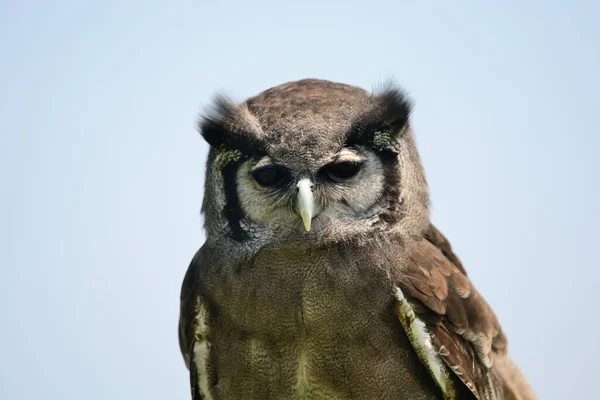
[334,148,363,163]
[250,156,274,171]
[345,87,412,151]
[345,118,405,151]
[201,119,264,156]
[199,94,266,155]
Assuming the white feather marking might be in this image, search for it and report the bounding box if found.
[296,344,308,394]
[335,147,364,163]
[394,287,454,398]
[192,301,214,400]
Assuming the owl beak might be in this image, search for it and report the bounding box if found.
[296,179,314,232]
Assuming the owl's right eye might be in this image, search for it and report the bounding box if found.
[251,166,290,187]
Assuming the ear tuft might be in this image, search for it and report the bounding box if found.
[376,85,413,134]
[198,94,264,154]
[348,84,413,153]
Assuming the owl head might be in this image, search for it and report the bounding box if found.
[199,79,429,246]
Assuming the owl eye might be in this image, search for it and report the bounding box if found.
[321,161,362,182]
[251,165,290,187]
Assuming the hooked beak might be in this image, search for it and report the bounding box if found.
[296,179,314,232]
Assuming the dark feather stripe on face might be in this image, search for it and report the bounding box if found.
[376,150,403,225]
[222,161,248,242]
[341,88,410,227]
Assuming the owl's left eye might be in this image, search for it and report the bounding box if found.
[251,166,290,187]
[320,161,362,182]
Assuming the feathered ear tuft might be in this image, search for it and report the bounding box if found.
[198,94,265,154]
[347,84,413,153]
[375,86,413,134]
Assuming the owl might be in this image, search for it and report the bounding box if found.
[179,79,536,400]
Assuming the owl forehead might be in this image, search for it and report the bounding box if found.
[246,79,368,132]
[264,133,346,169]
[253,116,360,169]
[245,79,370,167]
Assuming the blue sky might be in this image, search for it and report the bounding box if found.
[1,1,598,399]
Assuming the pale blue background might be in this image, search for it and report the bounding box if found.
[1,1,598,399]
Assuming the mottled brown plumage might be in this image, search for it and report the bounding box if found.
[179,79,536,399]
[403,226,506,398]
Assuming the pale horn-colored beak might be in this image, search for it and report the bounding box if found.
[296,179,314,232]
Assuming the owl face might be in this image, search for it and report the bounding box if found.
[235,145,385,235]
[200,79,430,244]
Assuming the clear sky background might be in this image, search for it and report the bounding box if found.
[1,1,598,399]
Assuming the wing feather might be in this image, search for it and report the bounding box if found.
[179,248,213,400]
[395,225,507,400]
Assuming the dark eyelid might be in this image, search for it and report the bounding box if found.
[319,160,363,182]
[250,164,289,174]
[331,161,361,167]
[250,165,291,187]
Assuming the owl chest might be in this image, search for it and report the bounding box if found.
[198,248,438,399]
[211,247,381,343]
